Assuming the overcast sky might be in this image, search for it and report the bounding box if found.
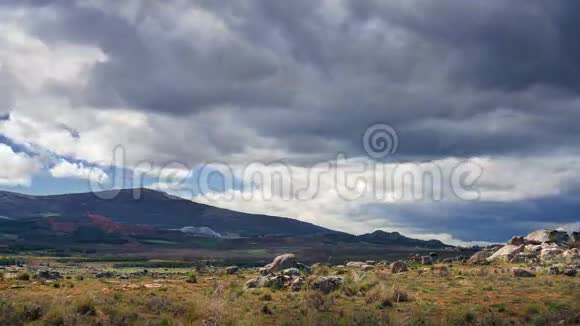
[0,0,579,244]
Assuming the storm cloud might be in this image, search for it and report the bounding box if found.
[0,0,579,242]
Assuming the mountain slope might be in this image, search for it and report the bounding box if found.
[0,189,334,237]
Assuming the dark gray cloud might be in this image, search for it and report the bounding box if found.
[1,0,580,241]
[5,0,579,162]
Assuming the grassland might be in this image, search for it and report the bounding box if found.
[0,258,578,325]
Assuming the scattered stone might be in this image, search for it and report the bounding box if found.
[361,264,375,271]
[312,276,343,294]
[289,277,305,292]
[95,271,114,279]
[346,261,365,268]
[281,268,301,276]
[562,269,577,277]
[263,254,296,274]
[548,266,560,275]
[469,251,491,264]
[245,278,259,289]
[36,270,62,280]
[432,266,450,277]
[390,261,408,273]
[225,266,239,275]
[512,268,536,278]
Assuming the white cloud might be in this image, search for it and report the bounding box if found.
[0,144,41,186]
[49,159,108,183]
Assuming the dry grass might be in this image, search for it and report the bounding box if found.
[0,262,578,325]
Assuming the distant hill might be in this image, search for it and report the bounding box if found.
[0,189,451,249]
[0,189,334,237]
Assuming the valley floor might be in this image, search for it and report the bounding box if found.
[0,260,579,325]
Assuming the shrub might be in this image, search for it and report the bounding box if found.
[74,275,84,281]
[21,303,43,321]
[0,299,20,325]
[392,289,411,303]
[16,271,30,281]
[75,298,97,316]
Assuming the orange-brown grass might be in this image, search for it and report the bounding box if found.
[0,263,578,325]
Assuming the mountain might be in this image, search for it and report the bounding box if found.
[0,189,451,251]
[357,230,449,248]
[0,189,334,237]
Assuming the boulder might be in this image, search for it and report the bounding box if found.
[346,261,365,268]
[512,268,536,278]
[562,269,577,277]
[432,266,450,277]
[289,277,305,292]
[390,261,408,273]
[487,245,525,262]
[281,268,301,276]
[263,254,296,274]
[36,270,62,280]
[525,244,543,253]
[95,271,114,279]
[429,252,438,261]
[421,256,433,265]
[365,260,376,265]
[562,248,580,260]
[442,258,454,264]
[510,253,538,264]
[469,251,491,264]
[540,248,564,260]
[507,236,525,246]
[312,276,343,294]
[225,266,239,275]
[295,263,312,274]
[361,264,375,271]
[548,266,560,275]
[245,278,260,289]
[525,230,570,245]
[573,232,580,242]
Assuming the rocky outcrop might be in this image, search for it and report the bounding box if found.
[487,245,524,262]
[361,264,375,271]
[507,236,525,246]
[525,230,570,245]
[541,248,564,260]
[346,261,365,268]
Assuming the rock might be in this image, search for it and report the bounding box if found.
[421,256,433,265]
[390,261,408,273]
[429,252,438,261]
[432,266,450,277]
[562,248,580,260]
[361,264,375,271]
[118,274,129,280]
[525,244,543,253]
[487,245,525,262]
[245,278,259,289]
[365,260,376,265]
[469,251,491,264]
[263,254,296,274]
[562,269,577,277]
[289,277,305,292]
[269,275,290,289]
[541,248,564,260]
[95,271,114,279]
[573,232,580,242]
[346,261,365,268]
[442,258,454,264]
[281,268,301,276]
[548,266,560,275]
[225,266,239,275]
[512,268,536,278]
[510,253,538,264]
[525,230,570,245]
[36,270,62,280]
[312,276,343,294]
[295,262,311,274]
[507,236,525,246]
